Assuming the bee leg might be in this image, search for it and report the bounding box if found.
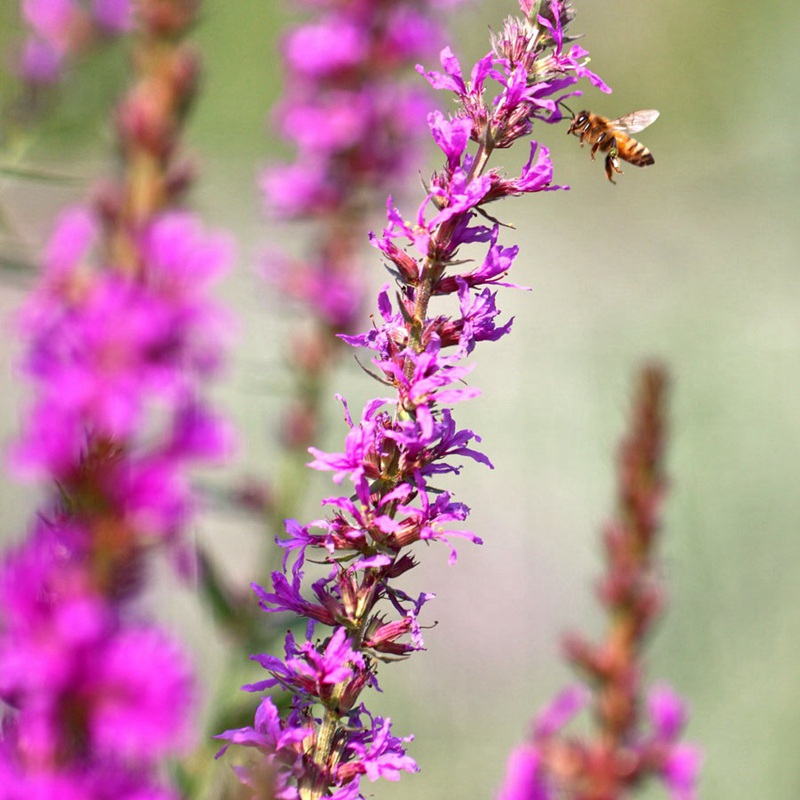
[604,149,623,183]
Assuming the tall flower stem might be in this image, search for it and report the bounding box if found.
[497,365,700,800]
[106,0,200,271]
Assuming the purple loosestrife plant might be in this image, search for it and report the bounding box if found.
[0,1,232,796]
[217,2,611,798]
[257,0,468,528]
[496,366,701,800]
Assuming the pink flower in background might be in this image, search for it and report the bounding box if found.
[648,688,703,799]
[265,0,456,223]
[19,35,63,83]
[498,367,700,800]
[22,0,75,42]
[12,209,232,481]
[17,0,132,84]
[91,0,132,33]
[1,4,229,793]
[0,519,194,797]
[91,627,195,759]
[496,746,550,800]
[0,205,231,788]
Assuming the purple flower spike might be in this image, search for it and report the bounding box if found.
[2,6,226,797]
[498,368,699,799]
[222,5,680,800]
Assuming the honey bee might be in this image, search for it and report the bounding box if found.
[567,109,659,183]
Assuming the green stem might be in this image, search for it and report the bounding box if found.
[408,138,493,358]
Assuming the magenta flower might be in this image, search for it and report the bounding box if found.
[336,712,417,784]
[261,0,463,327]
[264,1,456,224]
[0,519,105,698]
[22,0,74,42]
[252,572,337,626]
[428,109,472,168]
[19,35,63,83]
[533,686,591,738]
[215,696,312,790]
[647,687,702,799]
[91,0,132,33]
[90,627,195,759]
[11,208,232,485]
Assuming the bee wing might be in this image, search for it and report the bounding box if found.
[611,109,660,135]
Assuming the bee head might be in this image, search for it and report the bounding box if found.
[566,109,589,136]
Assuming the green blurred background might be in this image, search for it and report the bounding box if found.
[1,1,799,798]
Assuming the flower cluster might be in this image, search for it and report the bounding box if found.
[263,0,462,226]
[0,518,196,800]
[0,2,231,796]
[12,208,232,512]
[15,0,132,85]
[496,366,700,800]
[218,3,613,798]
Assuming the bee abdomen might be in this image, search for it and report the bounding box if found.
[622,140,655,167]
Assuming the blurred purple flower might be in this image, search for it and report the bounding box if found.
[19,36,63,83]
[91,0,132,33]
[17,0,131,84]
[2,201,231,789]
[496,745,551,800]
[533,685,591,738]
[0,519,194,793]
[648,686,702,800]
[90,627,195,759]
[11,208,232,483]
